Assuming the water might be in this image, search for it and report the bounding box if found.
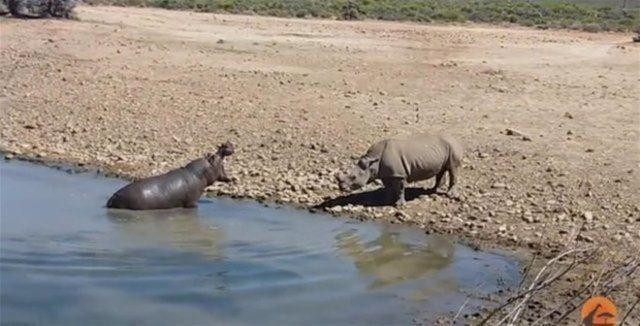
[0,159,521,325]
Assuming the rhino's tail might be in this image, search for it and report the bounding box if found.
[442,134,464,168]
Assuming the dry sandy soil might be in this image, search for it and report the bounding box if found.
[1,5,639,324]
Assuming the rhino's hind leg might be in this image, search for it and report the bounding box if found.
[446,165,459,199]
[429,170,446,194]
[382,177,406,207]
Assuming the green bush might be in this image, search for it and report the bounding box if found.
[88,0,640,32]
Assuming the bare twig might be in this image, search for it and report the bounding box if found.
[501,248,591,325]
[450,282,486,326]
[530,277,596,325]
[450,297,470,326]
[590,256,614,297]
[620,296,640,325]
[480,246,594,325]
[555,257,638,324]
[518,253,537,288]
[509,247,638,326]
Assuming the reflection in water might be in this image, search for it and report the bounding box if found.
[336,228,455,289]
[106,209,226,260]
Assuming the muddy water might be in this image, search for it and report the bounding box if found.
[0,160,520,325]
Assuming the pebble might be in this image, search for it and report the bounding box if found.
[581,211,594,223]
[395,211,410,222]
[505,128,525,137]
[491,182,507,189]
[522,214,535,223]
[330,206,343,213]
[577,234,594,243]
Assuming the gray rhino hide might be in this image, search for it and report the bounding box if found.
[341,133,463,206]
[380,134,460,182]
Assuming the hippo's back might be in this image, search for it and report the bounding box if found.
[106,169,197,210]
[106,176,165,210]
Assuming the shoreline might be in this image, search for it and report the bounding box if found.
[0,149,519,257]
[0,148,544,258]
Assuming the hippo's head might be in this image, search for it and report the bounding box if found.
[217,141,235,157]
[201,141,235,185]
[335,156,379,192]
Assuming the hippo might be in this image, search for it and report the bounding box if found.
[336,133,463,206]
[106,142,234,210]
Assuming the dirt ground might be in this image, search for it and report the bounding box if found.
[1,5,639,324]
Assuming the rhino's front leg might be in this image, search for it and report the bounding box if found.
[382,177,406,207]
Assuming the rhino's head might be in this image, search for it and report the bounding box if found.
[335,156,379,192]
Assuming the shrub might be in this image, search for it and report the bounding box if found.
[87,0,640,32]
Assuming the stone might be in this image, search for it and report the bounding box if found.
[491,182,507,189]
[577,234,594,243]
[395,210,410,222]
[505,128,524,137]
[581,211,594,223]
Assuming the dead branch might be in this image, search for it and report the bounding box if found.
[620,296,640,325]
[450,297,470,326]
[500,247,594,325]
[479,246,595,325]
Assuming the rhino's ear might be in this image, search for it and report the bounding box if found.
[357,157,379,169]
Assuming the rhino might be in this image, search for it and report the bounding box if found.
[335,133,463,206]
[107,142,235,210]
